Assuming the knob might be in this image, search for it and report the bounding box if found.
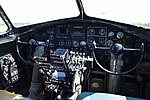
[110,43,124,56]
[73,41,79,47]
[80,41,86,46]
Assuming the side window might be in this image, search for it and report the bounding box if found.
[0,17,8,34]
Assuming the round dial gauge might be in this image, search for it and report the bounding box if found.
[99,28,106,36]
[73,41,79,47]
[108,31,115,37]
[88,29,95,35]
[117,32,124,39]
[107,40,113,46]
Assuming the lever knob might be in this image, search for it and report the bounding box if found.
[110,43,124,56]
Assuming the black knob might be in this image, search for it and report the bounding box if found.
[110,43,124,56]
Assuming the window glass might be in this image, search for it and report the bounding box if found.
[1,0,79,27]
[0,17,8,34]
[82,0,150,29]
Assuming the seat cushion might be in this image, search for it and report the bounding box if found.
[0,90,31,100]
[77,92,145,100]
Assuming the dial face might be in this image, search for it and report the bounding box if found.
[59,40,65,46]
[108,31,115,37]
[99,28,106,36]
[107,40,113,46]
[73,40,79,47]
[117,32,124,39]
[88,37,94,43]
[98,38,105,44]
[88,28,95,35]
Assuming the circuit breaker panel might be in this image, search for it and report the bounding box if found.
[0,54,19,85]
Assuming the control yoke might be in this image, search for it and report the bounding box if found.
[92,41,144,75]
[93,41,144,56]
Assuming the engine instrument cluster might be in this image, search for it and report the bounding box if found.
[87,27,107,47]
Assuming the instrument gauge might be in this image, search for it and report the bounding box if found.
[99,28,106,36]
[73,41,79,47]
[117,32,124,39]
[59,40,65,46]
[108,31,115,37]
[88,37,94,43]
[107,40,113,47]
[88,29,95,35]
[98,38,105,44]
[66,40,71,46]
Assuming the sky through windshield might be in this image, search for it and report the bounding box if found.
[82,0,150,24]
[1,0,79,24]
[1,0,150,28]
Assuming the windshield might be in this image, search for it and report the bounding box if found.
[82,0,150,29]
[1,0,150,29]
[1,0,79,27]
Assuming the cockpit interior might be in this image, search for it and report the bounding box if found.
[0,0,150,100]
